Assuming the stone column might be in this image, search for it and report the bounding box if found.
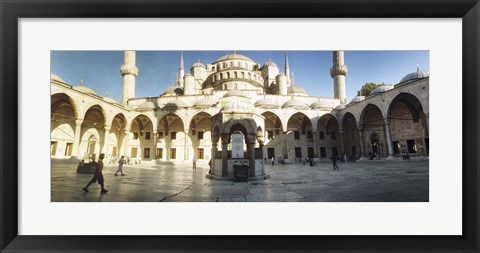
[101,125,111,154]
[71,119,83,158]
[184,129,189,161]
[339,128,345,155]
[283,131,288,159]
[211,140,218,173]
[384,119,395,159]
[312,128,318,158]
[248,140,256,177]
[123,128,130,158]
[221,139,229,177]
[153,130,158,160]
[358,125,366,159]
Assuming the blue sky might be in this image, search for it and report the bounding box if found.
[51,50,429,103]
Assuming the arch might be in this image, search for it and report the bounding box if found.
[227,72,231,79]
[234,72,238,79]
[342,112,361,156]
[261,111,284,136]
[82,104,107,127]
[222,118,257,144]
[51,93,78,119]
[359,104,387,157]
[220,73,223,79]
[387,93,429,155]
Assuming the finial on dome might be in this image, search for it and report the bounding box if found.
[197,58,200,63]
[233,50,237,55]
[80,79,84,86]
[416,64,419,72]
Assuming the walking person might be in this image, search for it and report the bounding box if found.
[82,153,108,193]
[330,154,339,170]
[192,157,197,170]
[115,155,125,176]
[271,157,275,166]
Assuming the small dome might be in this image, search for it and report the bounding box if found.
[263,61,278,68]
[73,85,97,95]
[371,85,394,95]
[216,53,254,62]
[350,96,365,103]
[137,101,159,110]
[310,101,334,110]
[162,85,183,96]
[103,97,118,104]
[194,99,217,108]
[254,98,279,109]
[192,62,206,68]
[399,66,429,83]
[335,104,346,110]
[282,99,309,110]
[163,100,189,109]
[51,73,65,83]
[223,90,250,99]
[288,85,308,95]
[221,100,254,113]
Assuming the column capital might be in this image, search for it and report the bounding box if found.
[75,119,84,125]
[384,118,391,124]
[357,124,364,131]
[338,128,344,134]
[104,125,111,132]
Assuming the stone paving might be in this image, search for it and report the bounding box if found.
[51,159,429,202]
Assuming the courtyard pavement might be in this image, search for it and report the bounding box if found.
[51,159,429,202]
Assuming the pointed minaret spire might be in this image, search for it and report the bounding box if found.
[175,74,179,86]
[285,52,290,83]
[179,51,185,87]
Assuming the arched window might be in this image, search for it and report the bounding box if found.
[248,73,252,79]
[220,73,223,79]
[242,72,245,78]
[227,72,231,79]
[234,72,238,78]
[212,66,216,72]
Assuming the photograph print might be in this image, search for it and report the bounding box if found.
[51,50,429,202]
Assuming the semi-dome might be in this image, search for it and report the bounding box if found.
[221,100,254,113]
[282,99,309,109]
[254,98,279,109]
[103,97,118,104]
[310,101,333,110]
[73,85,97,95]
[51,73,65,83]
[223,90,250,99]
[399,66,430,83]
[193,99,217,108]
[370,85,394,95]
[216,53,254,63]
[137,101,159,110]
[350,95,365,103]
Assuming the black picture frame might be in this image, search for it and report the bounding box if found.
[1,0,479,252]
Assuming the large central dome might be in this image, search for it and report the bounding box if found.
[215,53,254,62]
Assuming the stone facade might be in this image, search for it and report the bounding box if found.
[51,51,429,171]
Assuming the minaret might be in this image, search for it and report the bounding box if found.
[179,51,185,87]
[285,52,290,83]
[330,51,348,104]
[121,51,139,105]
